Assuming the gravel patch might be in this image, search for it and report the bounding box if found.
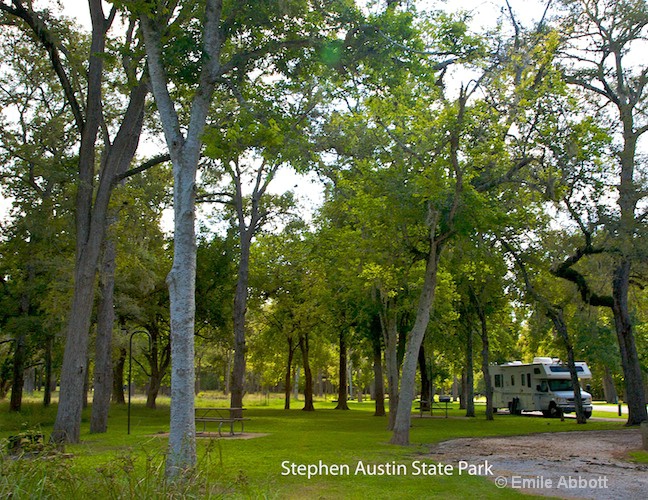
[427,429,647,499]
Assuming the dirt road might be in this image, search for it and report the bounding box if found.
[427,429,647,499]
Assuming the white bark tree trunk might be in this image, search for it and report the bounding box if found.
[139,0,223,478]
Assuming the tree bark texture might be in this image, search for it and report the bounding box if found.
[464,323,475,418]
[230,227,252,418]
[9,334,25,412]
[284,337,294,410]
[371,329,386,417]
[90,235,116,433]
[391,240,441,445]
[144,321,171,409]
[140,0,224,476]
[418,344,430,405]
[478,310,494,420]
[603,366,618,404]
[612,260,647,425]
[165,155,198,475]
[112,347,126,404]
[335,331,349,410]
[548,309,586,424]
[43,335,52,406]
[52,74,147,444]
[380,305,399,429]
[300,334,314,411]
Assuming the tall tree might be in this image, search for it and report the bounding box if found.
[385,5,563,446]
[0,22,76,412]
[552,0,648,425]
[134,0,357,476]
[1,0,149,442]
[201,75,320,417]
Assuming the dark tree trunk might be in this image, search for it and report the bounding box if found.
[82,355,90,409]
[372,332,385,417]
[471,289,494,421]
[380,305,400,429]
[603,366,618,404]
[612,260,647,425]
[230,230,252,419]
[144,323,170,410]
[11,275,33,412]
[91,235,116,433]
[284,337,294,410]
[478,311,494,420]
[300,334,314,411]
[545,308,587,423]
[335,331,349,410]
[9,334,26,412]
[464,325,475,418]
[43,335,52,406]
[112,347,126,405]
[459,371,467,410]
[418,344,430,404]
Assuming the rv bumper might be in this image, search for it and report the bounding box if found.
[559,404,593,414]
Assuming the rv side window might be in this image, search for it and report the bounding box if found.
[527,373,531,387]
[494,374,502,388]
[511,375,515,386]
[521,374,525,386]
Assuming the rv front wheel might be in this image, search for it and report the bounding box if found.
[548,403,562,419]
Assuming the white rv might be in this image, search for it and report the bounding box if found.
[491,357,593,418]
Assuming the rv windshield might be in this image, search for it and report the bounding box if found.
[548,379,573,392]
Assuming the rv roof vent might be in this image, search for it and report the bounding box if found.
[509,361,523,365]
[533,357,553,364]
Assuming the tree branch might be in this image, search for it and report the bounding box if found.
[115,153,171,182]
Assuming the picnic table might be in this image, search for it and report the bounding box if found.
[195,407,249,436]
[416,395,451,418]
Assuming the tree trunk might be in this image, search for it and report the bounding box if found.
[146,336,160,410]
[300,334,314,411]
[224,349,232,395]
[612,260,647,425]
[547,309,586,424]
[112,347,126,404]
[603,366,618,404]
[82,355,91,409]
[459,372,467,410]
[391,238,441,445]
[418,344,430,404]
[478,310,494,420]
[372,332,386,417]
[90,235,116,433]
[230,230,251,419]
[43,335,52,407]
[284,337,294,410]
[335,331,349,410]
[51,25,146,445]
[165,154,198,475]
[465,323,475,418]
[9,334,26,412]
[381,306,399,429]
[147,375,163,409]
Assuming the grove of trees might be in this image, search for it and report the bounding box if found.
[0,0,646,479]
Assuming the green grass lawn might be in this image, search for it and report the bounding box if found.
[0,393,631,499]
